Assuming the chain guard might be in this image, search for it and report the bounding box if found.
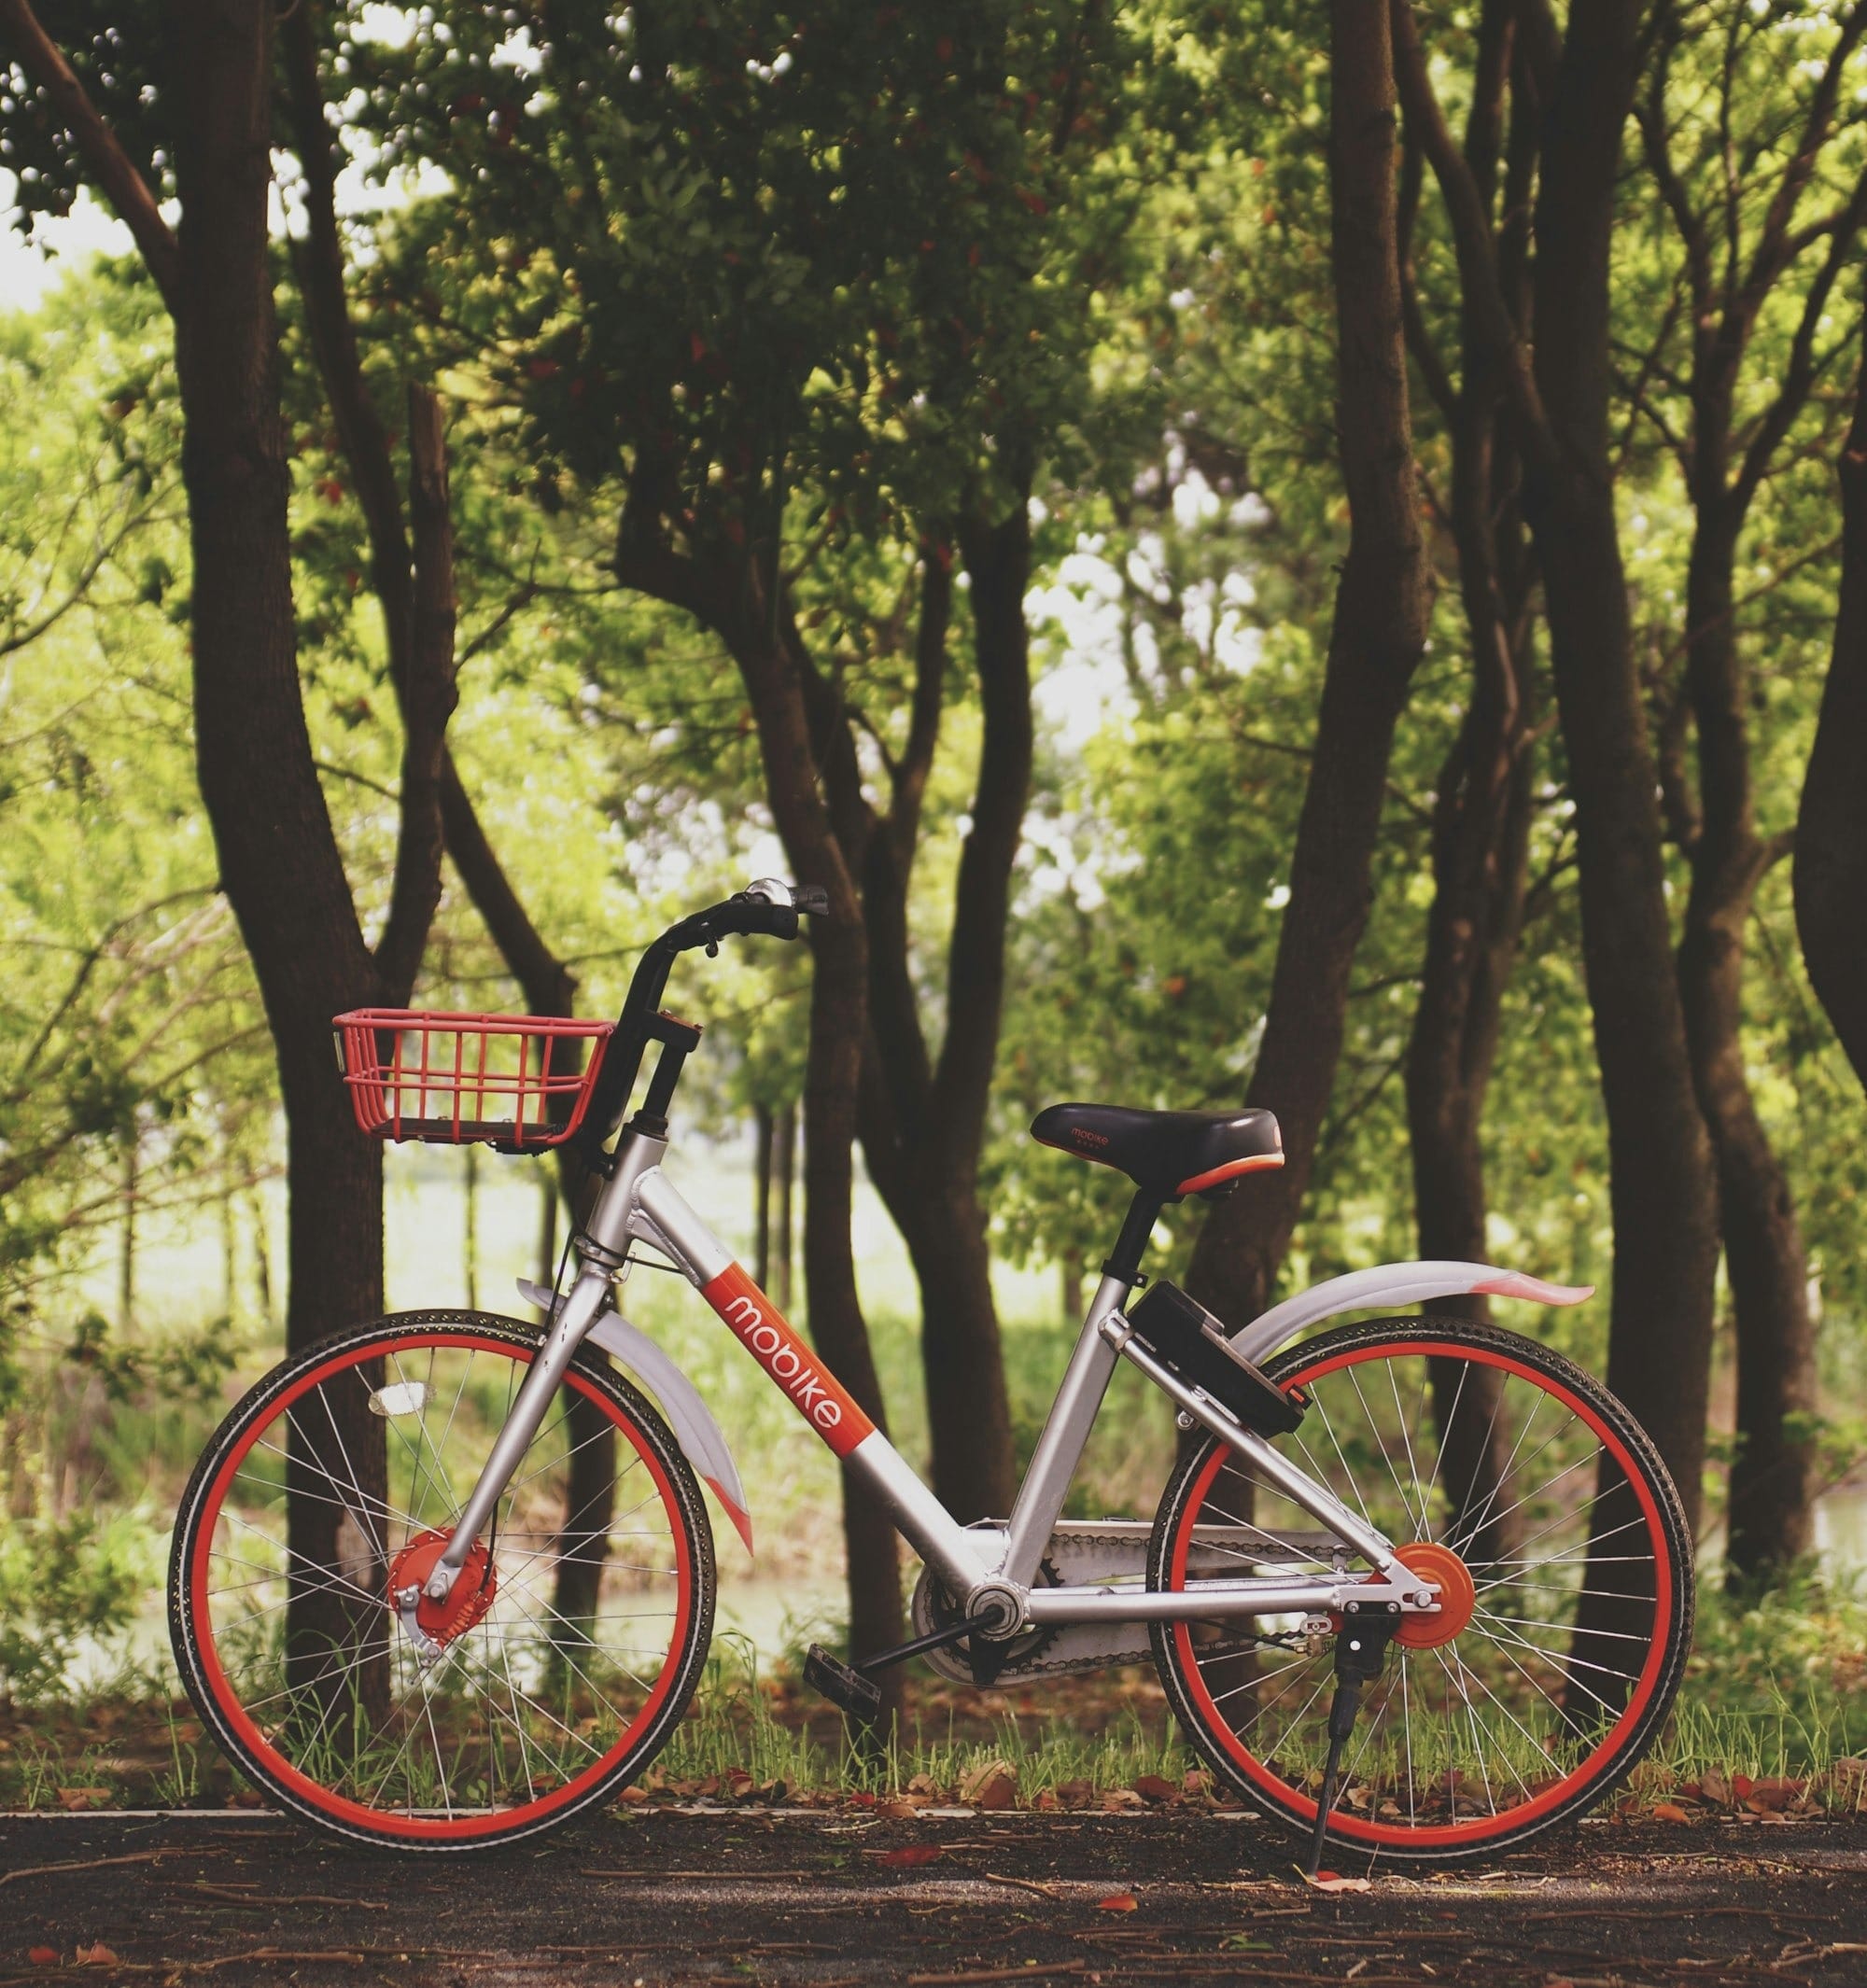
[909,1519,1353,1684]
[910,1523,1160,1683]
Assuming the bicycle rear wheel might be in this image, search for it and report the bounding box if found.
[170,1312,713,1849]
[1149,1319,1692,1862]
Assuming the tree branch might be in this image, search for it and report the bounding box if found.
[0,0,181,314]
[1388,0,1558,476]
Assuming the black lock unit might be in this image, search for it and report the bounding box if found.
[1125,1281,1308,1436]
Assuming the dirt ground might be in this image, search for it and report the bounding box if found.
[3,1806,1865,1986]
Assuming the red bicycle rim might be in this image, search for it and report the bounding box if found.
[187,1332,693,1842]
[1168,1337,1676,1850]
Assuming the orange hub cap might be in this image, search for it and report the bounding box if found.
[386,1528,498,1648]
[1390,1540,1476,1648]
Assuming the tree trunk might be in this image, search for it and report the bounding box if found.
[754,1100,775,1294]
[857,516,1029,1523]
[804,912,906,1718]
[1403,1,1538,1563]
[775,1101,796,1311]
[1796,343,1867,1087]
[713,570,906,1724]
[281,16,623,1628]
[166,0,391,1715]
[1188,0,1430,1328]
[1513,0,1720,1713]
[1524,0,1720,1536]
[1677,515,1817,1587]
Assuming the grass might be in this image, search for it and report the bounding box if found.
[6,1578,1865,1818]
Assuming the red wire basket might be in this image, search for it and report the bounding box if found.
[333,1009,615,1148]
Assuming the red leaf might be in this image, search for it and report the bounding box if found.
[1651,1802,1692,1824]
[75,1945,119,1967]
[1097,1894,1138,1912]
[28,1948,59,1967]
[878,1845,944,1868]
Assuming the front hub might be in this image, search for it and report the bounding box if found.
[387,1529,498,1651]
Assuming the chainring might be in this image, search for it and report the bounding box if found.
[908,1560,1062,1685]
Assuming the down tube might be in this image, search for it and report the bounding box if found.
[634,1170,990,1597]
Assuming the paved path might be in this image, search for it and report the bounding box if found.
[3,1809,1864,1984]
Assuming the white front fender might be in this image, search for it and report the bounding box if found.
[1228,1260,1593,1367]
[518,1279,753,1557]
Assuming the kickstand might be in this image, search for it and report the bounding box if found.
[1303,1607,1398,1879]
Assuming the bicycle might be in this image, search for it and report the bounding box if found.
[168,879,1694,1863]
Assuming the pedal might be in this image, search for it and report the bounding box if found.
[804,1643,883,1722]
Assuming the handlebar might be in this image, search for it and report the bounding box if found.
[576,879,827,1164]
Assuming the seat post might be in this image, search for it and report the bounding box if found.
[1103,1188,1171,1288]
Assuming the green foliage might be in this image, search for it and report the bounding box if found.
[0,1505,157,1704]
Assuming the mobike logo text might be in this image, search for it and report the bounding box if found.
[701,1265,875,1460]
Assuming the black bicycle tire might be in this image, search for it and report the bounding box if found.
[168,1309,716,1853]
[1146,1317,1694,1865]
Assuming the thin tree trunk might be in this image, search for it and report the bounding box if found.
[775,1102,796,1311]
[1402,0,1537,1561]
[537,1170,559,1294]
[754,1101,775,1295]
[1677,521,1817,1587]
[1187,0,1430,1328]
[1796,342,1867,1086]
[118,1127,136,1335]
[857,516,1028,1524]
[464,1141,481,1313]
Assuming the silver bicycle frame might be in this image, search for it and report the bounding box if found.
[430,1127,1426,1628]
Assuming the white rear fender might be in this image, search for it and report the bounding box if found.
[1228,1260,1593,1367]
[518,1279,753,1557]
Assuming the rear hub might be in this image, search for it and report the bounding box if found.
[1390,1540,1476,1648]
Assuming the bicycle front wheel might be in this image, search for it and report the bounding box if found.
[170,1312,714,1849]
[1149,1319,1692,1862]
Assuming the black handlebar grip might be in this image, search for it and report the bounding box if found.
[793,886,830,918]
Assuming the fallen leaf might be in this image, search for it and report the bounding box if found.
[1748,1776,1805,1811]
[877,1798,922,1819]
[616,1785,650,1805]
[74,1945,119,1967]
[1651,1802,1692,1824]
[1101,1788,1144,1812]
[27,1949,58,1967]
[1132,1774,1178,1804]
[1303,1870,1373,1893]
[1055,1779,1093,1808]
[906,1771,939,1796]
[877,1846,944,1869]
[56,1788,109,1813]
[1700,1768,1733,1804]
[960,1759,1018,1811]
[1097,1894,1138,1912]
